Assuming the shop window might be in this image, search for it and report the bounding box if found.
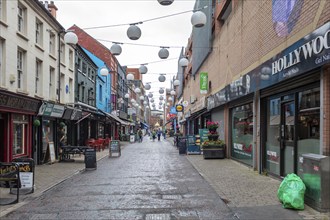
[297,88,320,176]
[12,114,28,156]
[265,97,281,176]
[231,103,254,166]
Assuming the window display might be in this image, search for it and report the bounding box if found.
[231,103,254,166]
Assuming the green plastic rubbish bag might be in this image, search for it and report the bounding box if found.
[277,173,306,210]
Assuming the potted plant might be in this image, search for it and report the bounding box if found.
[202,121,226,159]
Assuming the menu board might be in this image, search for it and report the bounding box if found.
[199,129,209,145]
[109,140,121,157]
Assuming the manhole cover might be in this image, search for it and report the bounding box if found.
[145,213,171,220]
[162,195,182,200]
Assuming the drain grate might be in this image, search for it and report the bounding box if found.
[145,213,171,220]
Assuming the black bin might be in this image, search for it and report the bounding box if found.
[178,137,187,155]
[85,148,97,170]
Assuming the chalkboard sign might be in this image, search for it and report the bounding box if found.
[109,140,121,157]
[48,142,56,163]
[187,135,196,145]
[11,158,35,195]
[85,148,97,170]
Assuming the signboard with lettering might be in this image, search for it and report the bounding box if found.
[0,91,39,113]
[109,140,121,157]
[38,102,65,118]
[200,72,208,94]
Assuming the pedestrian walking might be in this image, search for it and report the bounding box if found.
[138,129,143,143]
[157,128,162,141]
[152,130,156,142]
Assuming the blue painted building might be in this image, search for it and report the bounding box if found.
[82,48,111,113]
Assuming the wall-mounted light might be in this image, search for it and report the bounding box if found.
[100,67,108,76]
[127,73,134,81]
[179,57,189,67]
[191,11,207,28]
[173,79,180,86]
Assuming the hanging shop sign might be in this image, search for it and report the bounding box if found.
[191,96,206,113]
[207,21,330,110]
[175,104,184,112]
[0,90,39,113]
[200,72,208,94]
[38,102,65,118]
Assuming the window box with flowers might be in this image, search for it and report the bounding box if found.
[202,121,226,159]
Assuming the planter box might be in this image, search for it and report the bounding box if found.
[203,145,225,159]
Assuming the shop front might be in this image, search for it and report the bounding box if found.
[206,22,330,174]
[0,90,40,162]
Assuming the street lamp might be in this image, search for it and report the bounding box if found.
[58,30,78,103]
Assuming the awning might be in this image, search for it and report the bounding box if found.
[75,113,91,124]
[189,108,208,120]
[140,122,149,128]
[99,110,130,126]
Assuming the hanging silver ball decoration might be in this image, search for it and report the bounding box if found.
[158,48,169,59]
[158,75,166,82]
[159,88,164,94]
[139,64,148,74]
[148,93,153,98]
[145,83,151,90]
[127,24,141,40]
[110,43,122,56]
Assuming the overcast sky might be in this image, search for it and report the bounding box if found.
[55,0,196,107]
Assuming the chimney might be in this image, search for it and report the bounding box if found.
[48,1,58,18]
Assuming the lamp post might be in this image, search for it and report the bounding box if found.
[58,30,78,103]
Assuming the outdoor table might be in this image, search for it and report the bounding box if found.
[60,146,91,162]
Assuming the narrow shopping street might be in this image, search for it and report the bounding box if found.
[2,138,233,220]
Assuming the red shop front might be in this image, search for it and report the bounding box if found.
[0,90,40,162]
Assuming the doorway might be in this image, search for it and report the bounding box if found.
[280,101,295,177]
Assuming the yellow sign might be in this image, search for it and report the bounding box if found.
[176,104,183,112]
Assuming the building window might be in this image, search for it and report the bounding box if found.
[77,57,82,72]
[0,0,7,22]
[82,86,85,103]
[88,67,91,78]
[17,3,26,33]
[49,66,55,99]
[12,114,28,156]
[60,42,65,63]
[91,70,95,81]
[231,103,254,166]
[35,59,42,94]
[82,62,87,75]
[49,32,55,55]
[0,38,4,86]
[77,84,81,102]
[69,49,73,69]
[35,18,43,46]
[99,84,102,102]
[17,49,25,89]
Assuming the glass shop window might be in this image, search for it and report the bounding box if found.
[12,114,28,156]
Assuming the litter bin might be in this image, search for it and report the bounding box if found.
[178,137,187,155]
[302,153,330,212]
[85,148,97,170]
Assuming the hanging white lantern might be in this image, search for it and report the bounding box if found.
[110,43,122,56]
[148,93,153,98]
[159,96,164,100]
[173,79,180,86]
[166,103,170,106]
[100,67,108,76]
[159,88,164,94]
[146,106,149,109]
[131,98,136,103]
[158,48,169,59]
[145,83,151,90]
[179,57,189,67]
[158,75,166,82]
[168,97,173,101]
[64,31,78,44]
[143,101,148,105]
[139,64,148,74]
[191,11,207,28]
[139,95,144,101]
[158,0,174,6]
[170,90,176,96]
[127,73,134,81]
[166,88,171,93]
[134,87,141,94]
[127,24,141,40]
[124,93,130,98]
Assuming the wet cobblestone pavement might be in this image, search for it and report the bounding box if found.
[2,139,234,220]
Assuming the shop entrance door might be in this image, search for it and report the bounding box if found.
[280,101,295,177]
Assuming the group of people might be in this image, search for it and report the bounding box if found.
[136,128,167,143]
